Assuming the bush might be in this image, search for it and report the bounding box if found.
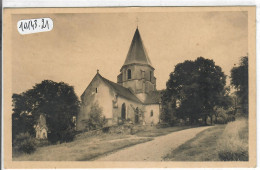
[82,102,107,130]
[13,132,36,154]
[102,126,110,133]
[48,129,76,144]
[217,119,248,161]
[61,130,76,142]
[215,107,235,124]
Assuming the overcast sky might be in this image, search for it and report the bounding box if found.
[11,11,248,97]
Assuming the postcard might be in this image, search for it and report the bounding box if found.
[3,6,256,168]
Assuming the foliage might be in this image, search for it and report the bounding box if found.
[12,80,80,143]
[13,132,36,154]
[82,102,107,130]
[162,57,227,125]
[160,90,177,125]
[12,105,35,142]
[231,56,248,115]
[214,107,235,124]
[217,119,248,161]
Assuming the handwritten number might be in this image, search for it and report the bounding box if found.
[34,20,37,29]
[41,19,49,29]
[18,18,52,34]
[19,22,23,32]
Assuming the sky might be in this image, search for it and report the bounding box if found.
[11,11,248,98]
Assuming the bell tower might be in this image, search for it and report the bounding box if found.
[117,28,157,102]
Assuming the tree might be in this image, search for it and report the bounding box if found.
[12,94,36,141]
[213,88,233,123]
[81,102,107,130]
[230,56,248,115]
[12,80,80,143]
[163,57,227,125]
[160,90,177,125]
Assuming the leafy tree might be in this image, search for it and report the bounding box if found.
[12,80,80,143]
[163,57,227,125]
[231,56,248,115]
[81,102,107,130]
[160,90,177,125]
[12,94,35,141]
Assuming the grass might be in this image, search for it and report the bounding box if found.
[163,118,249,161]
[217,118,248,161]
[163,125,226,161]
[135,125,196,137]
[13,125,194,161]
[13,133,152,161]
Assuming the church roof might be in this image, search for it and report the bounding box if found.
[123,28,153,68]
[98,73,162,105]
[84,72,162,105]
[144,90,163,104]
[98,73,142,103]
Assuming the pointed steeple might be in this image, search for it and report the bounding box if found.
[123,28,153,68]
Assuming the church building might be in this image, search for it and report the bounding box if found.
[76,28,162,131]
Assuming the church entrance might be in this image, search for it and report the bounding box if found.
[121,103,126,120]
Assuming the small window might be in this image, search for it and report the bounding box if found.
[95,88,98,93]
[150,110,153,117]
[150,71,152,81]
[127,69,132,79]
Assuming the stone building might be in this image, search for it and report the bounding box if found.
[35,114,48,139]
[77,28,162,131]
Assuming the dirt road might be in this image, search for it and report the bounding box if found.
[96,126,211,161]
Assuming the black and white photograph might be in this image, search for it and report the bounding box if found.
[3,6,256,168]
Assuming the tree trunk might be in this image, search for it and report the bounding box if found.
[204,115,207,125]
[210,115,213,125]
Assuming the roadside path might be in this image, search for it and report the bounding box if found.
[96,126,211,161]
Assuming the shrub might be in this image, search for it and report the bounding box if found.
[82,102,107,130]
[13,132,36,154]
[61,130,76,142]
[48,129,76,144]
[102,126,110,133]
[215,107,235,124]
[217,119,248,161]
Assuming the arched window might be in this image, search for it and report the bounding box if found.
[150,110,153,117]
[127,69,132,79]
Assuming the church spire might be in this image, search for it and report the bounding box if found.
[122,28,153,68]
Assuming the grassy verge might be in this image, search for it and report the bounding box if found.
[13,125,196,161]
[13,133,152,161]
[217,118,248,161]
[163,125,226,161]
[164,118,249,161]
[135,125,196,137]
